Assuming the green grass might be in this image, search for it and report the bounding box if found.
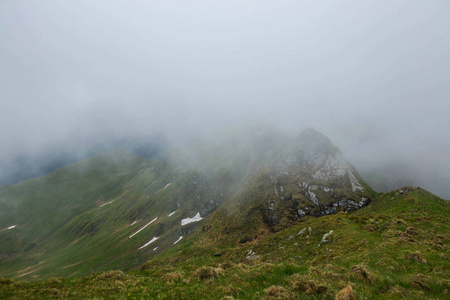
[1,128,449,298]
[1,187,448,299]
[0,151,160,278]
[0,144,279,280]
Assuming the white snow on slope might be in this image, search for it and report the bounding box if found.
[130,221,137,226]
[18,271,33,277]
[164,183,171,189]
[168,211,176,217]
[174,236,183,244]
[99,201,114,207]
[181,212,203,226]
[138,237,159,249]
[153,247,158,251]
[7,225,17,230]
[129,217,158,238]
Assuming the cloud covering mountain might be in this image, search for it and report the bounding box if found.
[1,1,449,198]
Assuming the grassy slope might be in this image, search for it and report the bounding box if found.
[0,151,156,278]
[0,147,258,280]
[0,127,370,282]
[1,187,448,299]
[0,150,147,237]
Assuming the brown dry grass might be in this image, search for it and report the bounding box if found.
[335,285,356,300]
[291,274,328,295]
[263,285,295,299]
[405,251,427,264]
[193,266,224,280]
[349,264,376,285]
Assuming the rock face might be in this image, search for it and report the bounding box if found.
[258,128,373,229]
[348,170,365,193]
[169,127,373,239]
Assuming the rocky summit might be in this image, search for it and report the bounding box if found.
[0,127,448,299]
[271,128,371,217]
[198,128,375,241]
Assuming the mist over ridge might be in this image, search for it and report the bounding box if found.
[1,1,449,199]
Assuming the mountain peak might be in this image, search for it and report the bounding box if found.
[298,127,330,141]
[0,126,373,280]
[296,128,334,158]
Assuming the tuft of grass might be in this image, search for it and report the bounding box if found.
[93,270,126,281]
[410,274,431,291]
[219,262,233,270]
[291,274,328,295]
[263,285,295,299]
[387,285,407,298]
[335,285,356,300]
[349,264,376,285]
[164,270,188,284]
[194,266,224,280]
[404,251,427,264]
[0,278,13,285]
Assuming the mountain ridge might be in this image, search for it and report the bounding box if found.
[0,128,373,278]
[0,127,449,299]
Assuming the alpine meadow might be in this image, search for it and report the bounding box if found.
[1,1,449,299]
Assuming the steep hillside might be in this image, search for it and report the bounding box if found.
[0,128,377,280]
[0,149,222,279]
[1,127,448,299]
[0,151,150,261]
[0,126,274,277]
[1,187,448,299]
[201,128,376,244]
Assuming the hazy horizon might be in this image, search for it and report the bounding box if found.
[1,1,449,198]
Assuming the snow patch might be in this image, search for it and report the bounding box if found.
[99,201,114,207]
[168,211,176,217]
[138,237,159,249]
[181,212,203,226]
[174,236,183,244]
[164,183,171,189]
[7,225,17,230]
[129,217,158,238]
[18,271,33,277]
[153,247,158,251]
[130,221,137,226]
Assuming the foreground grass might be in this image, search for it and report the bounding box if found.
[1,188,449,299]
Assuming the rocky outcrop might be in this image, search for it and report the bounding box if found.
[348,170,365,193]
[259,128,373,229]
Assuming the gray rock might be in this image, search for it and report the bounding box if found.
[321,230,333,243]
[298,227,307,235]
[348,170,365,193]
[246,255,259,260]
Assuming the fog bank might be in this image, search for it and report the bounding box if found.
[1,1,449,198]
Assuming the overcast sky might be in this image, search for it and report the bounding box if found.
[1,1,449,197]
